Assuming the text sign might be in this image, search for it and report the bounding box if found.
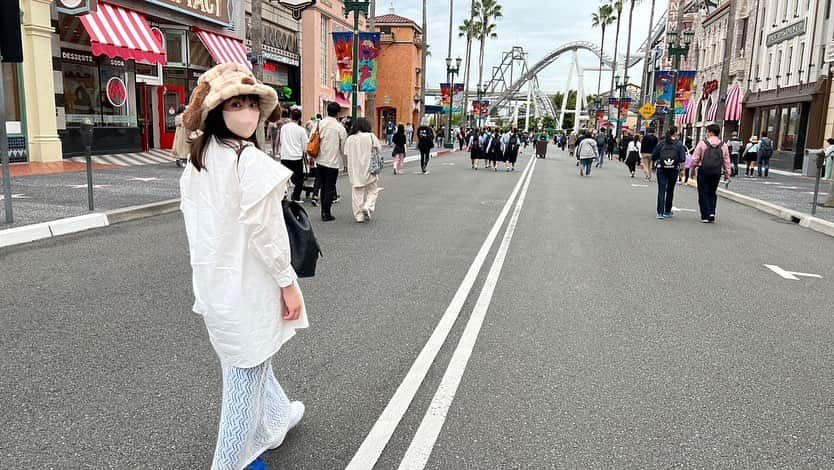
[145,0,229,25]
[766,19,806,47]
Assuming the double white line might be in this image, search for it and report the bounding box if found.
[347,156,539,470]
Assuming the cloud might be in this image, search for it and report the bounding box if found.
[386,0,658,99]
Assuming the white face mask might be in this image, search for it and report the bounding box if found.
[223,107,260,139]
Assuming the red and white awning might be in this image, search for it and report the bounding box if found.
[725,80,743,121]
[79,2,166,65]
[677,97,697,126]
[706,94,720,122]
[196,29,251,69]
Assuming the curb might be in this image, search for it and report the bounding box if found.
[1,150,460,249]
[686,180,834,238]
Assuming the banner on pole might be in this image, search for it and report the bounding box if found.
[473,100,490,117]
[440,83,451,113]
[654,70,674,112]
[332,32,353,93]
[674,70,697,115]
[357,32,380,92]
[452,83,464,112]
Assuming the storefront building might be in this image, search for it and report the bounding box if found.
[373,12,423,137]
[742,0,833,170]
[2,62,28,163]
[244,0,302,110]
[300,0,366,121]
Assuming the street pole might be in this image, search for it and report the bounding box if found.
[367,0,376,130]
[715,0,738,138]
[344,1,370,129]
[0,52,13,223]
[669,58,679,130]
[251,0,264,81]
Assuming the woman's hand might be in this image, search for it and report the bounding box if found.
[281,283,303,321]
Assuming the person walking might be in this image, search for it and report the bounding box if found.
[392,124,407,175]
[345,117,381,223]
[172,105,190,168]
[824,137,834,180]
[757,130,775,178]
[741,135,759,177]
[640,128,659,181]
[726,132,743,177]
[576,131,599,176]
[606,133,616,161]
[595,130,608,167]
[618,134,631,163]
[504,129,520,171]
[405,122,414,147]
[651,127,687,219]
[416,123,434,174]
[278,108,310,203]
[469,130,482,169]
[625,134,641,177]
[567,133,577,157]
[385,120,396,146]
[317,102,347,221]
[179,63,308,470]
[691,123,732,223]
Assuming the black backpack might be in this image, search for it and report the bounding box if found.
[700,141,725,176]
[282,201,322,278]
[758,137,774,158]
[658,142,680,169]
[507,135,519,153]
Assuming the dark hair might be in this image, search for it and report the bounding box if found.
[633,134,641,142]
[706,123,721,136]
[190,96,260,171]
[316,113,323,120]
[665,126,678,144]
[326,102,340,117]
[761,130,768,138]
[351,117,372,135]
[281,109,289,118]
[396,124,405,135]
[828,138,834,145]
[290,108,302,122]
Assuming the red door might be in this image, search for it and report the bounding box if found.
[158,85,185,149]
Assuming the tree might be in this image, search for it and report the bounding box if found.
[551,91,579,129]
[608,0,624,97]
[459,13,479,126]
[623,0,640,84]
[592,4,616,103]
[474,0,503,97]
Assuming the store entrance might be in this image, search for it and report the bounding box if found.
[158,85,185,149]
[137,83,156,152]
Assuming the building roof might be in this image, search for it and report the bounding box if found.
[374,13,421,31]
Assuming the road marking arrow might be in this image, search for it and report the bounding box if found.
[764,264,823,281]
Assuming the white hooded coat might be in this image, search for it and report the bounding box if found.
[180,137,308,368]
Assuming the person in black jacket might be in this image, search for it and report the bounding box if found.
[416,124,434,174]
[392,124,407,175]
[651,126,687,219]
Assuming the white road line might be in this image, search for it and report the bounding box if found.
[345,157,535,470]
[397,157,537,470]
[764,264,823,281]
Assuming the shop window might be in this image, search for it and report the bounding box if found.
[781,106,799,151]
[766,108,778,135]
[62,50,137,128]
[752,109,761,136]
[100,59,136,127]
[165,30,187,67]
[2,63,21,123]
[189,32,212,69]
[63,58,103,125]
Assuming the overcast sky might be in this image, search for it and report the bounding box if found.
[384,0,660,96]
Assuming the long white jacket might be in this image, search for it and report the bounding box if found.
[180,137,308,368]
[345,132,381,188]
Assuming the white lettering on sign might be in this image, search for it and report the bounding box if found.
[62,51,94,63]
[764,264,822,281]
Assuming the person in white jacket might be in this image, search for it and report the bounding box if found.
[179,63,308,470]
[345,117,382,223]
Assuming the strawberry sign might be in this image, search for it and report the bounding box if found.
[106,77,127,108]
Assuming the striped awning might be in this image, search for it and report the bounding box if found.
[725,80,743,121]
[706,94,720,122]
[196,29,251,69]
[678,97,697,126]
[79,2,166,65]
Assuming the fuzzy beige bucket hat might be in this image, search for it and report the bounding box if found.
[182,63,280,132]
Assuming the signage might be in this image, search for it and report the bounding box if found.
[56,0,97,15]
[246,19,299,54]
[61,49,95,64]
[639,103,656,120]
[275,0,316,20]
[701,80,719,100]
[106,77,127,107]
[766,19,806,47]
[145,0,230,26]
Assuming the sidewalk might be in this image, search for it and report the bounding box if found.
[0,147,452,232]
[718,170,834,223]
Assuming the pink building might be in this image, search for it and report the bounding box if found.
[301,1,368,120]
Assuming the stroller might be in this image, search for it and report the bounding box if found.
[302,153,319,204]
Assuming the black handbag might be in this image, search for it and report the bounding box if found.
[282,200,322,278]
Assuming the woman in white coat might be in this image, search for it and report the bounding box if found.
[345,117,381,223]
[179,63,308,470]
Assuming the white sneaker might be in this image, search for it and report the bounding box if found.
[288,401,305,430]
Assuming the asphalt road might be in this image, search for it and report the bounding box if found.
[1,145,833,469]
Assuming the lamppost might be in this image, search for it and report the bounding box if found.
[445,56,462,149]
[343,0,370,129]
[614,75,629,140]
[476,83,485,129]
[665,28,694,130]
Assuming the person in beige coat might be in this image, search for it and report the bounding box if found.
[345,117,381,223]
[172,105,190,167]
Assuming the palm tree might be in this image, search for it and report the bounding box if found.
[608,0,624,97]
[459,14,479,125]
[591,4,616,101]
[474,0,503,100]
[623,0,640,85]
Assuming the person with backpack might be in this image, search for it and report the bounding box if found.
[503,129,520,171]
[741,135,759,177]
[576,131,599,176]
[757,130,775,178]
[594,130,608,167]
[385,120,396,146]
[392,124,408,175]
[691,123,732,223]
[640,128,659,181]
[469,130,482,169]
[416,123,434,174]
[625,134,641,177]
[485,129,503,171]
[651,127,687,219]
[726,132,743,177]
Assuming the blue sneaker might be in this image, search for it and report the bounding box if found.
[656,214,666,220]
[663,212,674,218]
[247,455,268,470]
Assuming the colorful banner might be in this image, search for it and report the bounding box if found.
[654,70,674,112]
[332,32,353,93]
[440,83,452,113]
[619,97,631,114]
[452,83,464,112]
[674,70,697,115]
[472,100,490,117]
[357,32,380,92]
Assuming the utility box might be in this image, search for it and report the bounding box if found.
[802,148,824,177]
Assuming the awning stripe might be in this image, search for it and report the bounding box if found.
[79,2,166,65]
[196,29,251,69]
[707,94,720,122]
[725,81,743,121]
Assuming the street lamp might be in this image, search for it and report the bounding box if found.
[343,0,370,129]
[614,74,629,140]
[666,28,694,129]
[445,56,462,149]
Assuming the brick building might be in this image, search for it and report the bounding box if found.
[372,12,423,137]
